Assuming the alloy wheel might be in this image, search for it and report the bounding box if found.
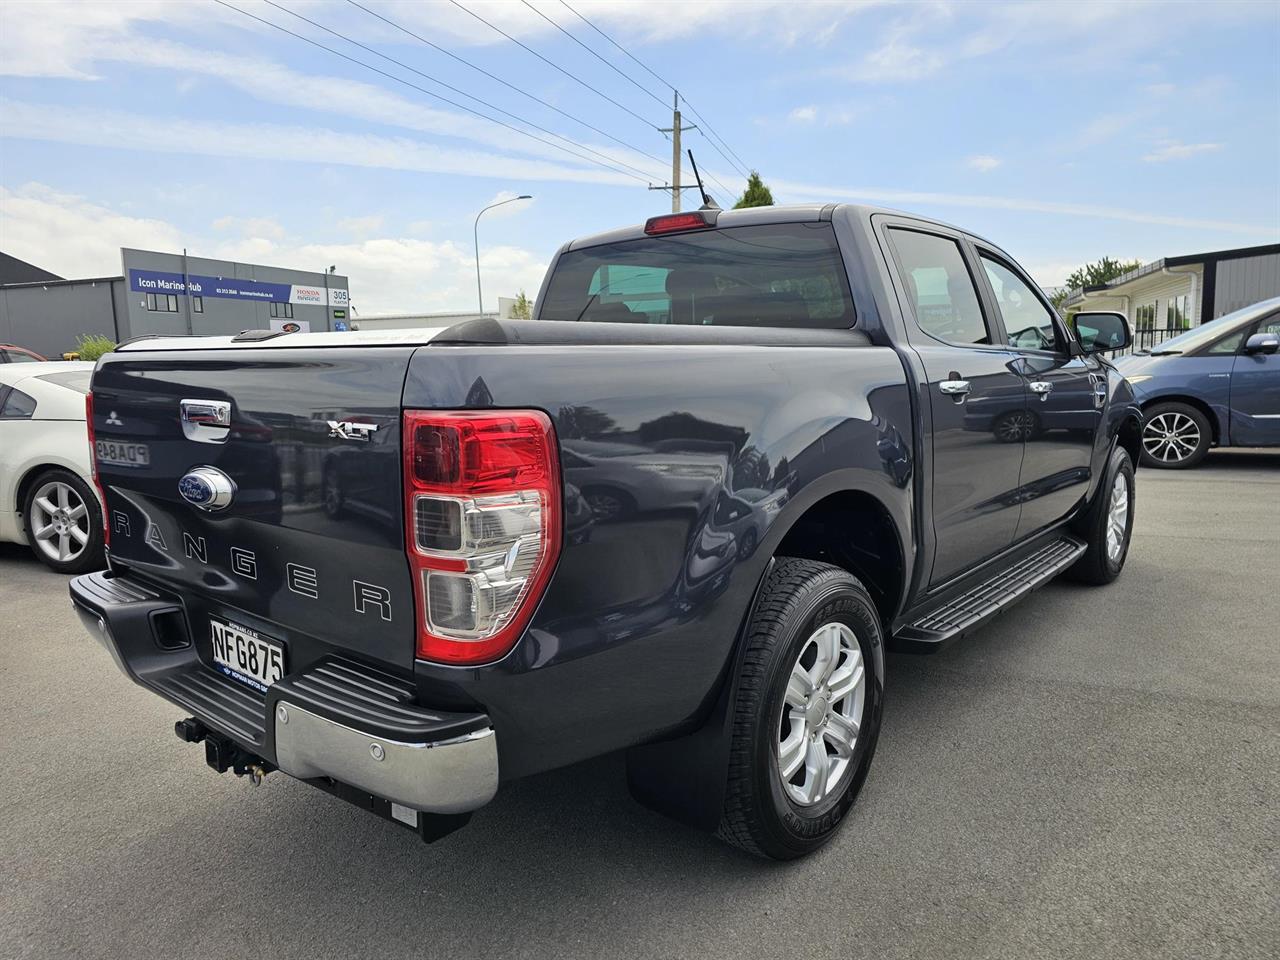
[777,622,866,806]
[30,479,91,565]
[1143,412,1200,463]
[1106,472,1129,563]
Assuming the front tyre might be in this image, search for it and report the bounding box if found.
[1069,445,1135,585]
[717,558,883,860]
[1140,401,1210,468]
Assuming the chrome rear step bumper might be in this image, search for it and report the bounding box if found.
[70,569,498,817]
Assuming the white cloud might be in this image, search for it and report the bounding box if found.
[1143,82,1176,96]
[335,215,386,239]
[0,99,635,186]
[789,105,818,123]
[0,183,184,278]
[768,177,1278,236]
[1143,140,1223,163]
[212,216,286,240]
[967,155,1002,173]
[0,182,547,315]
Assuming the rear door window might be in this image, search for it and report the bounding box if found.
[539,222,856,329]
[886,228,991,345]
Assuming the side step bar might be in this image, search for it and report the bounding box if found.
[892,536,1086,653]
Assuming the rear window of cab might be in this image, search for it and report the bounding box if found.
[539,222,856,330]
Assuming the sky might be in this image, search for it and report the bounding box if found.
[1,0,1278,316]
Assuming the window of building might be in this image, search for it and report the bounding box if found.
[145,293,182,313]
[980,254,1061,352]
[1135,302,1158,330]
[146,293,156,311]
[1166,294,1191,331]
[886,229,990,345]
[269,302,294,319]
[193,296,203,313]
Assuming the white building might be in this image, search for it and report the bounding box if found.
[1059,243,1280,349]
[352,297,520,332]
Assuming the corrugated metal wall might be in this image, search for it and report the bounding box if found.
[1214,253,1280,316]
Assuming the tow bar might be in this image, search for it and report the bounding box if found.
[175,717,274,785]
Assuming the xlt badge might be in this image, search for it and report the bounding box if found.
[327,420,379,442]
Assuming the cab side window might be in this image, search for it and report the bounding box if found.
[888,229,991,346]
[980,255,1061,352]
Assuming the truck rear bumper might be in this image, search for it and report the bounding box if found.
[70,569,498,816]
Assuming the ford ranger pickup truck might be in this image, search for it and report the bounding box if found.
[71,204,1141,860]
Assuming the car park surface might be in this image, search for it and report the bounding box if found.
[2,448,1276,960]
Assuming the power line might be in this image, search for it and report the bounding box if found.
[556,0,752,181]
[447,0,663,133]
[210,0,656,185]
[261,0,664,182]
[518,0,668,112]
[343,0,669,172]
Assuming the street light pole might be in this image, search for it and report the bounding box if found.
[474,194,532,315]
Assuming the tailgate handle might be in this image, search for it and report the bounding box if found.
[180,399,232,444]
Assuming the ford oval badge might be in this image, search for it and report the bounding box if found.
[178,466,236,512]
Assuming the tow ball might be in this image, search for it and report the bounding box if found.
[175,717,275,785]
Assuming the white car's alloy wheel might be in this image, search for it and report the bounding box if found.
[30,479,91,564]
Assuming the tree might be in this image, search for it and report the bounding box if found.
[1051,256,1142,309]
[510,289,532,319]
[733,171,775,209]
[74,334,115,361]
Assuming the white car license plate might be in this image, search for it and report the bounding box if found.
[210,618,285,692]
[95,439,150,467]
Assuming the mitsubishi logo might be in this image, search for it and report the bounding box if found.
[327,420,379,442]
[106,410,124,426]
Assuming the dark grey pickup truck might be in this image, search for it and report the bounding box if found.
[71,204,1141,859]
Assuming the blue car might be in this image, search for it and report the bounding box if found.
[1114,297,1280,467]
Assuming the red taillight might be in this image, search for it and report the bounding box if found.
[85,392,110,547]
[403,410,561,665]
[644,211,714,235]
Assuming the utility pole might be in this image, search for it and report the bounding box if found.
[651,91,699,212]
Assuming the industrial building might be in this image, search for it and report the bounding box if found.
[0,249,350,358]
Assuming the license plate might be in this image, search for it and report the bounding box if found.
[95,439,150,467]
[209,618,285,692]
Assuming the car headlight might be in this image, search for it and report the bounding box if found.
[1125,375,1153,385]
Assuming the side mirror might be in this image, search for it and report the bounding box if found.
[1244,332,1280,355]
[1068,311,1131,354]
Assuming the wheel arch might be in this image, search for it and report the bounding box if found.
[769,487,906,632]
[14,461,95,536]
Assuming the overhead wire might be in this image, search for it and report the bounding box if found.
[259,0,665,182]
[556,0,753,182]
[342,0,670,172]
[210,0,660,185]
[447,0,664,134]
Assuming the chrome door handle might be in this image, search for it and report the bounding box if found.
[1029,381,1053,401]
[180,398,231,443]
[939,379,971,397]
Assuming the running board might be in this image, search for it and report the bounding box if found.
[892,537,1086,653]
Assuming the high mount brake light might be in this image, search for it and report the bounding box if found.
[643,212,714,236]
[84,393,110,547]
[403,410,561,665]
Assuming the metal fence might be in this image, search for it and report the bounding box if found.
[1108,325,1190,358]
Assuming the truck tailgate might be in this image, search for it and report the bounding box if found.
[91,347,415,672]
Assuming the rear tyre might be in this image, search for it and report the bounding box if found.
[1068,445,1134,585]
[1140,401,1210,468]
[717,557,883,860]
[22,469,104,574]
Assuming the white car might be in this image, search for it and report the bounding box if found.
[0,361,105,573]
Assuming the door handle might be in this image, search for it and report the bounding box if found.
[1029,381,1053,401]
[180,398,232,444]
[939,379,971,398]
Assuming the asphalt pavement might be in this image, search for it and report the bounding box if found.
[2,449,1277,960]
